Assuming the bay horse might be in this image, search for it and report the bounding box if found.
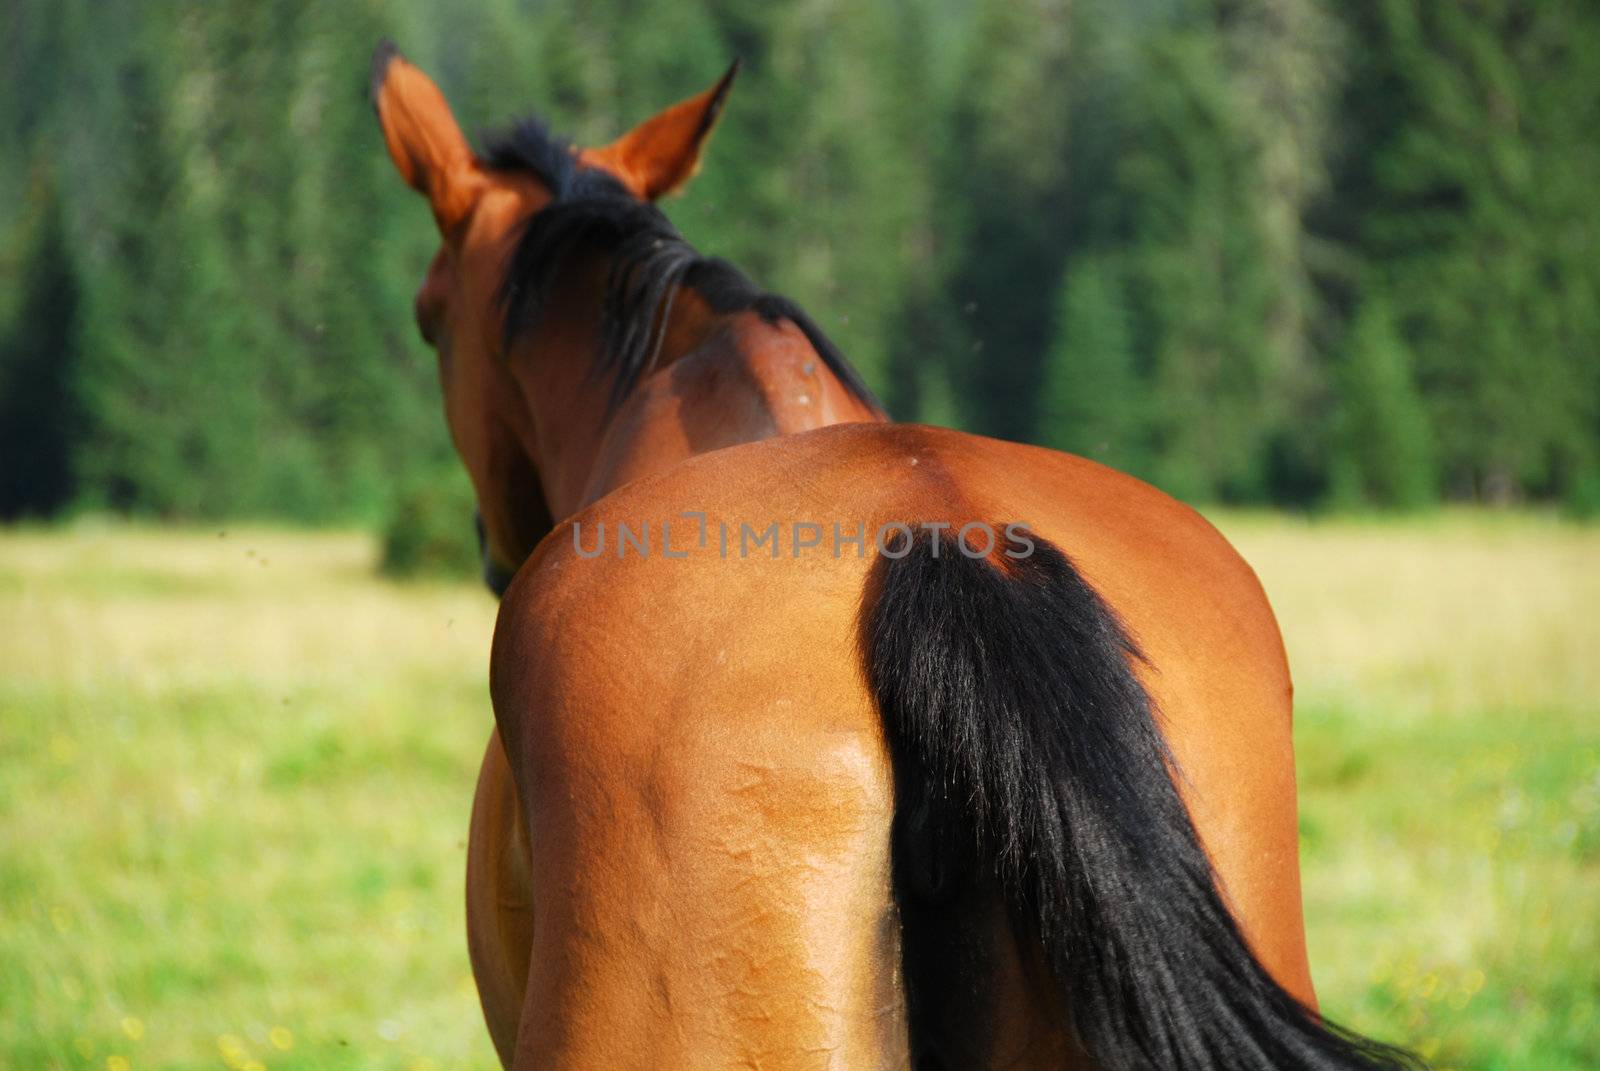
[371,42,1418,1070]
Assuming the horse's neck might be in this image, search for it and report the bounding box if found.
[512,293,883,520]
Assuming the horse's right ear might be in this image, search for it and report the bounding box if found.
[371,41,484,233]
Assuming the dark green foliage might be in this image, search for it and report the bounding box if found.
[0,179,81,519]
[1322,0,1600,504]
[1121,26,1280,502]
[378,470,480,581]
[1039,256,1148,474]
[2,0,1598,520]
[1329,298,1437,510]
[71,42,249,517]
[935,0,1075,442]
[1564,470,1600,520]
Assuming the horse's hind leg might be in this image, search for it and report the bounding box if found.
[466,728,535,1068]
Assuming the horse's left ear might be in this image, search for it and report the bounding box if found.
[582,60,740,201]
[370,40,485,233]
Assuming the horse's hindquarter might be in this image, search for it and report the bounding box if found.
[881,426,1312,1008]
[489,502,908,1069]
[484,422,1312,1067]
[956,432,1315,1007]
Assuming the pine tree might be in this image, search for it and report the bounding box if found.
[936,0,1075,442]
[1328,297,1436,509]
[72,32,254,517]
[1119,20,1278,502]
[1325,0,1600,502]
[1220,0,1347,504]
[1039,256,1147,475]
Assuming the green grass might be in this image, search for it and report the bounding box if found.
[1219,511,1600,1071]
[2,514,1596,1069]
[0,524,501,1071]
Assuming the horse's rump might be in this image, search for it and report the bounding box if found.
[480,423,1386,1067]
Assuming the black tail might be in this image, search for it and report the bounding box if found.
[862,529,1421,1070]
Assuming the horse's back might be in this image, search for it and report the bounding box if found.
[486,421,1310,1067]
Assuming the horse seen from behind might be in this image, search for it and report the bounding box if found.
[371,40,1419,1071]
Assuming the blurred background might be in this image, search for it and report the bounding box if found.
[6,0,1600,521]
[1,1,1595,1069]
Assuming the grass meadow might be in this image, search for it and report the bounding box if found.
[1,514,1596,1070]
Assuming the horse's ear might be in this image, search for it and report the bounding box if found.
[370,41,484,232]
[582,60,739,201]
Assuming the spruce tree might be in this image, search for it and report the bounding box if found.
[937,0,1075,442]
[1039,256,1147,475]
[1325,0,1600,502]
[1119,22,1277,502]
[1328,297,1436,510]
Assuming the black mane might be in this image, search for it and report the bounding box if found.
[484,118,882,415]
